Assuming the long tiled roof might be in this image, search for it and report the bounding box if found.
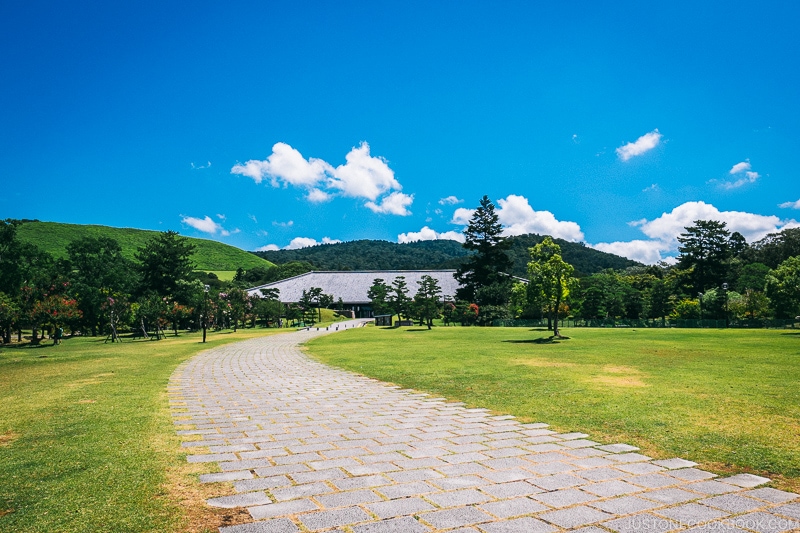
[247,270,460,304]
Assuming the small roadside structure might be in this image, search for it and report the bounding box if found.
[374,314,393,327]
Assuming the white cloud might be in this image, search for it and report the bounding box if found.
[306,188,332,203]
[643,183,660,192]
[231,142,331,187]
[397,226,465,244]
[730,161,752,174]
[231,141,412,215]
[365,191,414,216]
[326,142,400,200]
[181,215,225,235]
[285,236,342,250]
[633,201,788,244]
[590,240,670,265]
[191,161,211,170]
[256,244,279,251]
[248,214,258,223]
[779,199,800,209]
[598,201,798,264]
[439,195,463,205]
[717,159,761,189]
[496,195,584,241]
[272,220,294,227]
[616,129,662,161]
[448,195,583,242]
[216,213,226,221]
[451,207,474,226]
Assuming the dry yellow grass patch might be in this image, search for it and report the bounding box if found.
[0,430,19,446]
[589,365,649,388]
[511,358,577,368]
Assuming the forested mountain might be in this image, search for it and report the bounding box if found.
[252,234,640,278]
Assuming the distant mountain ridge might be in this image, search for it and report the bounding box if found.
[253,235,640,277]
[15,221,274,272]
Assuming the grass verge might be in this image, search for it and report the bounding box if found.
[0,327,284,533]
[307,326,800,492]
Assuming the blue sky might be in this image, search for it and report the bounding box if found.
[2,1,798,264]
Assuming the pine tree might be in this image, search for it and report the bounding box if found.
[676,220,731,295]
[455,196,512,305]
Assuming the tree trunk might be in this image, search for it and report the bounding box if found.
[552,299,561,337]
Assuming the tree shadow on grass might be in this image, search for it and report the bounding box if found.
[779,331,800,336]
[504,336,570,344]
[405,328,431,332]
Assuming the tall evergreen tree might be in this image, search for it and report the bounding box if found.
[135,231,196,298]
[455,196,512,305]
[676,220,731,296]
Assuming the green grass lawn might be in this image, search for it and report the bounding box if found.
[0,327,284,533]
[307,326,800,492]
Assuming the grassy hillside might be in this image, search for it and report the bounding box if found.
[16,221,273,272]
[254,234,640,277]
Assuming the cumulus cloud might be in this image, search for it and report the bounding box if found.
[365,192,414,216]
[597,201,798,264]
[231,141,411,214]
[448,195,584,242]
[256,244,279,251]
[397,226,465,244]
[231,142,331,187]
[181,215,230,236]
[496,195,584,241]
[716,159,761,189]
[633,201,788,244]
[306,188,332,203]
[285,236,342,250]
[451,207,475,226]
[779,199,800,209]
[590,240,671,265]
[616,129,662,161]
[326,143,400,200]
[438,195,463,205]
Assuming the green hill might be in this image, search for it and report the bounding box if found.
[254,234,640,277]
[16,221,273,272]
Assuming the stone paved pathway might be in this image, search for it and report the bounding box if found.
[169,321,800,533]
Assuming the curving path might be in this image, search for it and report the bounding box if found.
[169,321,800,533]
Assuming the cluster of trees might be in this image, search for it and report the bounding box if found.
[363,197,800,331]
[0,220,288,344]
[561,222,800,323]
[368,275,443,329]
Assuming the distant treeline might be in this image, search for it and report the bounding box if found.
[252,234,640,278]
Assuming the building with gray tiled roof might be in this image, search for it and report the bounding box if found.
[247,270,460,318]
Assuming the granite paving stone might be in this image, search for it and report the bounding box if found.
[745,488,798,504]
[479,497,549,518]
[426,488,492,507]
[366,497,435,519]
[700,494,764,513]
[655,502,729,524]
[420,506,494,529]
[219,518,299,533]
[248,499,320,520]
[478,517,558,533]
[298,507,372,530]
[351,516,431,533]
[169,320,798,533]
[727,511,800,533]
[539,505,614,528]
